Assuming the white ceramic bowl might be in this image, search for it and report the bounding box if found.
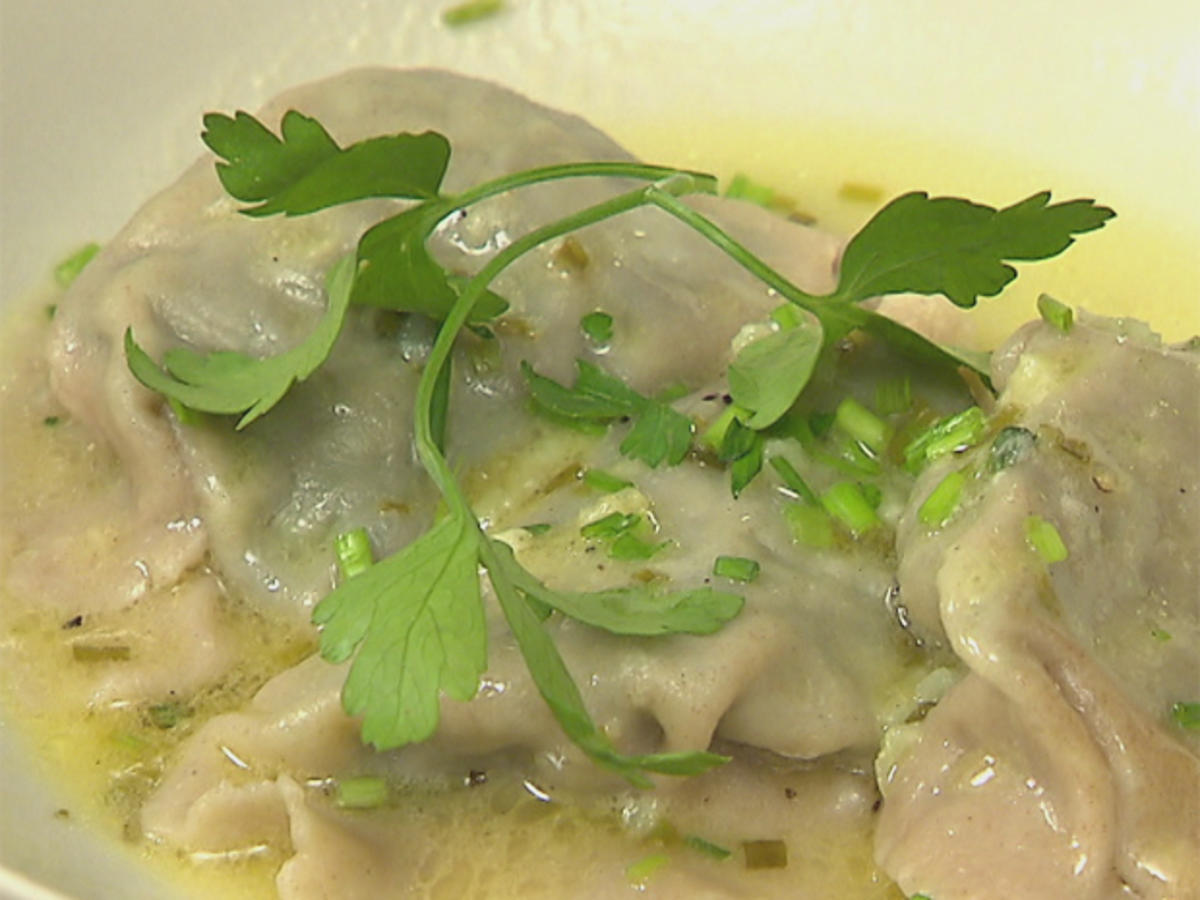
[1,2,1196,897]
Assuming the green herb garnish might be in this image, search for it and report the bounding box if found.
[626,853,671,883]
[662,189,1112,434]
[442,0,504,26]
[1170,701,1200,730]
[122,107,1112,784]
[785,502,835,548]
[683,834,733,860]
[988,426,1037,472]
[767,454,817,504]
[903,407,988,472]
[334,527,374,579]
[919,470,966,528]
[54,242,101,288]
[336,775,389,809]
[874,376,913,415]
[582,468,633,493]
[712,555,760,583]
[1037,292,1074,332]
[581,512,641,540]
[126,255,356,428]
[580,310,614,344]
[821,481,880,535]
[1024,514,1069,564]
[522,360,694,468]
[833,396,890,455]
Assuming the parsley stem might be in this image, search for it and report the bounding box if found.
[405,173,720,786]
[449,162,718,215]
[644,187,821,312]
[413,175,714,517]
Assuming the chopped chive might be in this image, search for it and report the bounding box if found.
[336,775,389,809]
[626,853,670,883]
[146,701,193,730]
[1170,701,1200,730]
[522,523,552,536]
[724,173,778,208]
[803,447,863,479]
[922,413,986,461]
[583,468,632,493]
[874,376,912,416]
[742,839,788,869]
[53,242,101,288]
[700,403,745,452]
[45,304,57,320]
[910,895,934,900]
[683,834,733,860]
[784,501,835,548]
[712,555,760,583]
[1037,293,1074,333]
[1150,626,1172,642]
[827,438,882,477]
[609,533,666,560]
[728,430,765,499]
[821,481,880,535]
[834,396,890,454]
[988,426,1037,472]
[581,512,640,540]
[919,470,966,528]
[72,644,131,663]
[768,456,817,504]
[335,528,374,580]
[441,0,503,26]
[1024,515,1068,563]
[43,415,62,427]
[166,397,202,426]
[903,407,987,471]
[580,310,614,344]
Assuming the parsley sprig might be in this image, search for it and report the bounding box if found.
[521,360,694,467]
[135,113,741,784]
[312,173,739,784]
[651,187,1113,431]
[124,107,1113,781]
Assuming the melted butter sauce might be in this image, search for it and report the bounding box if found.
[1,119,1197,900]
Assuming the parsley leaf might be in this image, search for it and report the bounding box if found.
[727,316,823,429]
[202,110,451,216]
[481,539,730,787]
[488,540,742,636]
[127,106,1116,785]
[312,513,486,749]
[833,191,1115,307]
[305,170,733,783]
[646,186,1110,494]
[522,360,694,467]
[351,202,508,321]
[124,255,355,428]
